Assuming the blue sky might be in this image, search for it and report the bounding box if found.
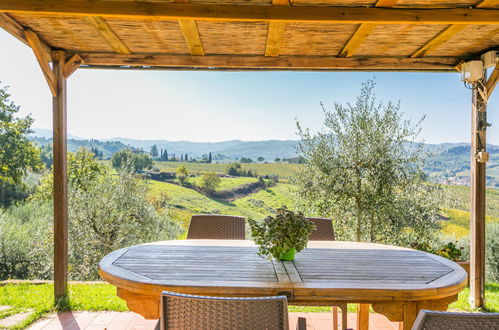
[0,29,498,144]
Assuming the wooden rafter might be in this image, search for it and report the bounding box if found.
[411,25,467,58]
[77,53,461,71]
[411,0,495,58]
[174,0,204,56]
[1,1,498,25]
[64,54,84,78]
[85,16,130,54]
[338,0,398,58]
[476,0,499,7]
[24,29,57,96]
[178,20,204,55]
[265,0,288,57]
[486,65,499,97]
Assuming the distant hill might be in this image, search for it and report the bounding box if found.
[29,129,499,187]
[103,137,299,161]
[30,128,81,140]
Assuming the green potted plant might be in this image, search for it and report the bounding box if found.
[248,206,316,261]
[411,241,469,282]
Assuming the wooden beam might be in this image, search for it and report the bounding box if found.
[24,29,57,96]
[338,0,397,58]
[470,77,487,308]
[52,50,68,302]
[64,53,84,78]
[78,52,462,71]
[265,0,288,57]
[411,24,467,58]
[85,16,130,54]
[0,13,28,45]
[1,1,499,25]
[485,65,499,97]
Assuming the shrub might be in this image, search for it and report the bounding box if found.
[176,166,189,185]
[199,172,221,191]
[0,201,52,280]
[486,223,499,282]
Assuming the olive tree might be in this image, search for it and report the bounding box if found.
[295,79,442,245]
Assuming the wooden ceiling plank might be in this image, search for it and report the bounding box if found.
[410,24,467,58]
[265,0,289,57]
[85,16,131,54]
[0,13,29,46]
[486,65,499,97]
[338,0,398,58]
[64,54,84,78]
[78,52,461,71]
[1,1,498,25]
[24,29,57,96]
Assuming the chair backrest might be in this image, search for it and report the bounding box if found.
[187,214,246,239]
[306,217,335,241]
[412,309,499,330]
[160,291,289,330]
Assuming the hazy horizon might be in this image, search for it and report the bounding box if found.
[31,127,486,146]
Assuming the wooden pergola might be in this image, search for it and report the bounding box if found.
[1,0,498,312]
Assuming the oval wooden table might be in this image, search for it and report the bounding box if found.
[99,240,467,330]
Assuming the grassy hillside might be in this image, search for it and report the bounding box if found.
[148,180,294,218]
[145,163,499,241]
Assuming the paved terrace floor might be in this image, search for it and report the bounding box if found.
[28,311,400,329]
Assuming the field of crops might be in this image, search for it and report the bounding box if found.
[154,161,300,179]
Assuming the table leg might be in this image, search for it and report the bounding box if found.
[357,304,370,330]
[332,306,338,329]
[117,287,160,319]
[402,303,418,330]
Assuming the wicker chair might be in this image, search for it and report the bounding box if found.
[160,291,306,330]
[306,217,348,330]
[412,309,499,330]
[186,214,245,240]
[307,217,336,241]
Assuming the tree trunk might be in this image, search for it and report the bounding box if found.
[355,196,362,242]
[370,214,375,242]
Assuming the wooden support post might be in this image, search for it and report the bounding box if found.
[52,50,69,303]
[357,303,370,330]
[470,75,488,308]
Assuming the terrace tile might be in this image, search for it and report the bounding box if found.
[28,311,400,329]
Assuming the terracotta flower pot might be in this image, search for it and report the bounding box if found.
[457,260,470,286]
